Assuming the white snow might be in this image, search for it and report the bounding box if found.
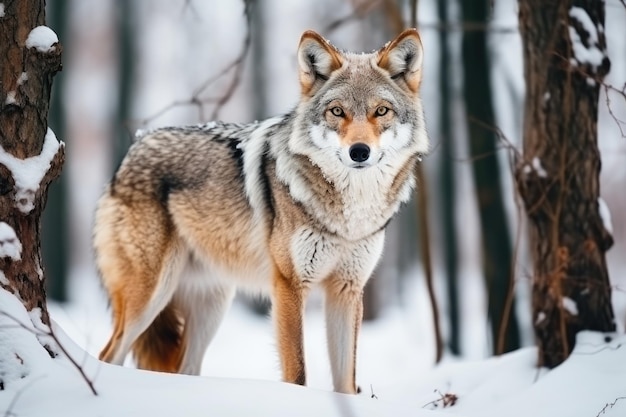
[25,25,59,53]
[5,91,16,105]
[570,7,599,44]
[522,157,548,178]
[17,72,28,85]
[598,197,613,234]
[0,222,22,261]
[568,7,605,68]
[535,311,546,325]
[562,297,579,316]
[0,287,625,417]
[0,3,4,18]
[0,271,8,286]
[134,128,147,139]
[28,307,48,333]
[531,157,547,177]
[0,128,63,214]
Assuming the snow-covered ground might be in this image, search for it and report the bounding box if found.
[1,271,625,417]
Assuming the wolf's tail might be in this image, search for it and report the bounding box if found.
[132,303,185,373]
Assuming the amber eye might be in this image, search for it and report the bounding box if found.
[375,106,389,117]
[330,106,345,117]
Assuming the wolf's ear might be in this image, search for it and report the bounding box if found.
[377,28,424,94]
[298,31,344,97]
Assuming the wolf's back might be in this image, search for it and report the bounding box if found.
[108,123,255,204]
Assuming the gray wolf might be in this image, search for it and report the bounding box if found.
[94,28,428,394]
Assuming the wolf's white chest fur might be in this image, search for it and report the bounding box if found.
[290,226,385,285]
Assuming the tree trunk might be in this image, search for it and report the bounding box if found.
[0,1,63,327]
[460,0,520,354]
[437,0,460,356]
[114,0,135,169]
[516,0,615,368]
[42,0,69,302]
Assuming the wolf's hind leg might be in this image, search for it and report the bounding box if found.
[99,241,186,368]
[176,282,236,375]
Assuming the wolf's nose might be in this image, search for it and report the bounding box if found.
[349,143,370,163]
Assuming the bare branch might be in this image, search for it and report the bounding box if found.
[0,310,98,396]
[551,51,626,138]
[603,82,626,138]
[207,1,252,121]
[421,389,459,409]
[46,322,98,396]
[136,0,252,126]
[467,116,522,159]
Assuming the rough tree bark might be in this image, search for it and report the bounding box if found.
[0,2,64,327]
[516,0,615,368]
[460,0,520,354]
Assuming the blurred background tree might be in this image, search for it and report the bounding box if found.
[460,0,520,354]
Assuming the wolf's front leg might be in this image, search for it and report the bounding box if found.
[272,268,307,386]
[323,278,364,394]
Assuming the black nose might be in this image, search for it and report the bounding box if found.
[349,143,370,163]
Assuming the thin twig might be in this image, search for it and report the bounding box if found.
[136,0,253,126]
[0,310,98,396]
[595,396,626,417]
[209,0,252,120]
[467,116,522,158]
[551,51,626,139]
[369,384,378,399]
[603,83,626,138]
[421,389,458,409]
[46,323,98,396]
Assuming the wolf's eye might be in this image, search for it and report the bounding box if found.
[330,106,345,117]
[375,106,390,117]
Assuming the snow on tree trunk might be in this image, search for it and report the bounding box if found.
[516,0,615,368]
[0,0,64,369]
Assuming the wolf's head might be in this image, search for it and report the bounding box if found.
[290,29,429,173]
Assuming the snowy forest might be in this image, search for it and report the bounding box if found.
[1,0,626,416]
